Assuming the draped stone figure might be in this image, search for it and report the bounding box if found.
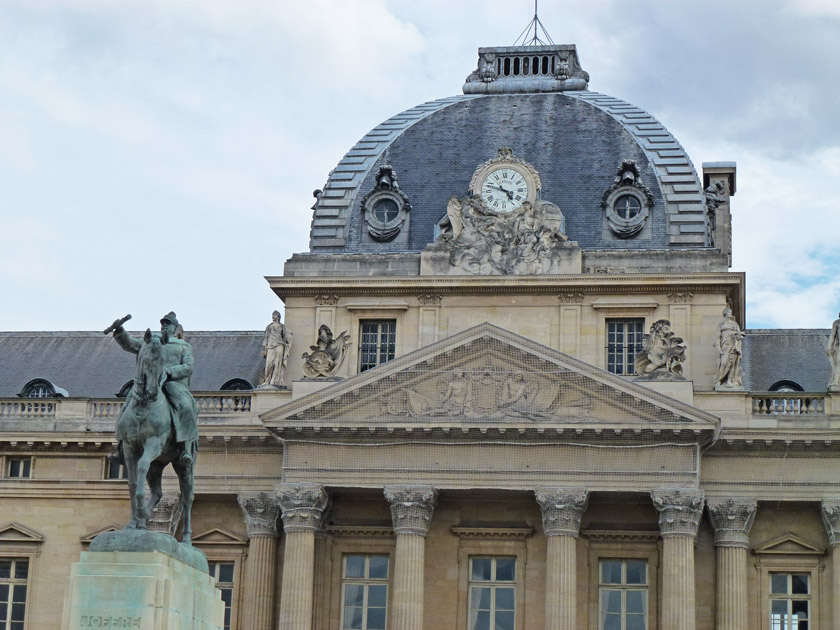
[715,307,745,389]
[261,310,292,388]
[828,312,840,390]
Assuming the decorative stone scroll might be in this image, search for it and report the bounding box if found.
[384,485,438,537]
[302,325,351,378]
[534,487,589,537]
[276,483,329,533]
[634,319,687,381]
[706,497,756,547]
[650,488,704,537]
[147,493,182,536]
[429,196,577,276]
[821,500,840,546]
[238,491,281,538]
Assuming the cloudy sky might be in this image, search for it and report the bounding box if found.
[1,0,838,331]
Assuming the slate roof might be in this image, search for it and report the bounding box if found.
[743,329,831,392]
[309,91,707,253]
[0,331,264,399]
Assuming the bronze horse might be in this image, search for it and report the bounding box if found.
[118,329,195,542]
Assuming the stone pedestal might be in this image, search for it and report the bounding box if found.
[61,550,223,630]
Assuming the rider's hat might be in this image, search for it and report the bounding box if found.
[160,311,180,328]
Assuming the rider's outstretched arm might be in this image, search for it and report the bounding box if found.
[113,327,142,355]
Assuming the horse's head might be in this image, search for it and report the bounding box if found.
[134,328,169,404]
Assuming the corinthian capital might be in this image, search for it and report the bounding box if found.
[384,485,438,536]
[147,493,182,536]
[821,500,840,546]
[534,487,589,537]
[276,483,329,533]
[238,491,281,538]
[706,497,757,547]
[651,488,704,537]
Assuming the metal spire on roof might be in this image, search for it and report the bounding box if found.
[512,0,555,46]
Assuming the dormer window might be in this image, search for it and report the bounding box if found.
[769,380,804,393]
[18,379,65,399]
[220,379,254,391]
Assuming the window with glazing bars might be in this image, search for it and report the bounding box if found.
[606,319,645,375]
[359,320,396,372]
[208,561,235,630]
[7,459,30,479]
[341,554,389,630]
[0,558,28,630]
[469,557,515,630]
[599,559,647,630]
[770,573,809,630]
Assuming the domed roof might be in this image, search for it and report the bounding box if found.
[309,47,707,255]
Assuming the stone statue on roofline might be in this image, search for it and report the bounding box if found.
[828,312,840,391]
[634,319,687,381]
[714,307,745,390]
[259,310,292,389]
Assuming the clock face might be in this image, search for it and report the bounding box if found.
[480,168,529,212]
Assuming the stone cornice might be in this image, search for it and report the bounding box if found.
[581,529,660,542]
[450,525,534,540]
[706,497,757,547]
[384,485,438,537]
[327,525,395,538]
[534,487,589,537]
[238,491,281,538]
[651,488,705,537]
[276,483,329,533]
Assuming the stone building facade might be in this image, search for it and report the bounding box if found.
[1,42,839,630]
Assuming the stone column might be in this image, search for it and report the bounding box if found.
[534,487,588,630]
[238,491,282,630]
[384,485,438,630]
[821,500,840,627]
[651,488,704,630]
[706,497,757,630]
[276,483,329,630]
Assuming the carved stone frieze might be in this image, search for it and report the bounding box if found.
[821,500,840,546]
[557,292,584,304]
[668,292,694,304]
[147,494,182,536]
[314,295,339,306]
[384,485,438,536]
[417,294,442,305]
[706,497,757,547]
[634,319,687,381]
[534,487,589,537]
[238,491,281,538]
[651,488,704,537]
[276,483,329,533]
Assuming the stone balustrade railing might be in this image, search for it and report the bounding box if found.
[751,393,826,416]
[0,392,252,421]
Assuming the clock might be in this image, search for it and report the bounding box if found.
[469,148,541,212]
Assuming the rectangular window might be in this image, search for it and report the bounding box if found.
[599,559,648,630]
[359,320,396,372]
[106,459,128,480]
[468,557,516,630]
[770,573,810,630]
[208,561,235,630]
[341,554,389,630]
[606,319,645,376]
[7,458,31,479]
[0,558,29,630]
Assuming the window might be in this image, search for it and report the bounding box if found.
[606,319,644,375]
[359,320,396,372]
[614,195,641,219]
[341,554,389,630]
[0,558,29,630]
[106,459,127,480]
[7,459,31,479]
[770,573,810,630]
[208,561,235,630]
[220,379,253,392]
[769,380,804,393]
[599,560,647,630]
[18,379,56,399]
[468,557,515,630]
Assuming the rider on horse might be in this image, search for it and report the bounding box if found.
[109,312,198,467]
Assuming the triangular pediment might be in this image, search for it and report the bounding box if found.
[0,522,45,543]
[80,524,121,544]
[753,533,825,556]
[192,527,247,546]
[263,323,719,441]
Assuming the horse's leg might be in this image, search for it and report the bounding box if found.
[174,441,196,544]
[124,445,141,529]
[146,461,164,517]
[135,437,165,529]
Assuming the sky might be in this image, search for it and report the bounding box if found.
[1,0,839,331]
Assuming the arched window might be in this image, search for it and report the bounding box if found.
[769,380,804,393]
[18,379,65,399]
[116,380,134,397]
[220,378,254,392]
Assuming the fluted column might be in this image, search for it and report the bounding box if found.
[535,487,588,630]
[276,483,329,630]
[821,500,840,627]
[706,497,757,630]
[651,488,704,630]
[238,491,282,630]
[384,485,438,630]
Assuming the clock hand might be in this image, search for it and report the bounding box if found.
[488,184,514,200]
